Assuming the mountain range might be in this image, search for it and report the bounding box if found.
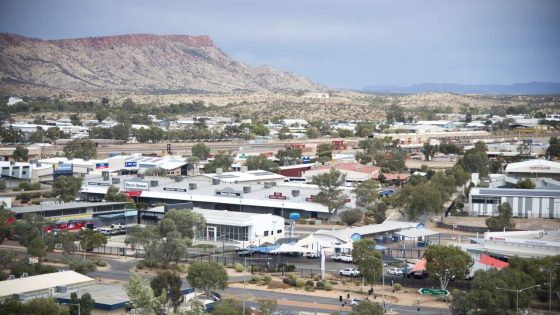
[0,33,322,96]
[363,82,560,95]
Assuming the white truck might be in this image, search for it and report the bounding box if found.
[339,268,360,277]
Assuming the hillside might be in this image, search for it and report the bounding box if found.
[0,33,322,96]
[364,82,560,95]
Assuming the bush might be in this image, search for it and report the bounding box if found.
[313,274,321,281]
[174,264,188,273]
[262,274,272,285]
[324,282,333,291]
[304,284,314,291]
[268,280,287,289]
[68,258,97,274]
[282,277,290,285]
[94,259,107,267]
[278,263,296,272]
[234,263,244,272]
[288,273,298,282]
[136,261,146,269]
[295,278,305,288]
[306,280,314,287]
[329,280,338,285]
[315,281,325,290]
[393,283,402,291]
[249,275,261,284]
[226,263,233,269]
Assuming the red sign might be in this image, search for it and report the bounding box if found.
[306,195,316,202]
[125,191,142,198]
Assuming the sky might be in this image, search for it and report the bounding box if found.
[1,0,559,89]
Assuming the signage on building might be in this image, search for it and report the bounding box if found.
[54,164,73,172]
[215,187,241,197]
[289,212,300,220]
[163,187,187,192]
[125,161,138,167]
[306,195,316,202]
[351,233,362,241]
[124,180,149,190]
[95,162,109,169]
[269,192,287,200]
[528,166,551,170]
[88,182,110,186]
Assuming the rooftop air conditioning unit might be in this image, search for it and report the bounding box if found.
[21,273,28,278]
[56,286,68,293]
[243,186,251,193]
[175,176,183,182]
[189,183,197,190]
[292,190,300,197]
[271,182,277,187]
[264,182,272,188]
[112,178,120,184]
[10,160,15,166]
[67,157,73,161]
[36,162,41,167]
[212,178,220,185]
[7,275,15,280]
[102,171,109,181]
[150,180,159,187]
[138,174,145,179]
[216,168,223,174]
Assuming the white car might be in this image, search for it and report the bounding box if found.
[387,268,403,275]
[350,298,362,306]
[304,252,319,259]
[339,255,353,263]
[339,268,360,277]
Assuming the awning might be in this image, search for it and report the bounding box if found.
[270,243,309,254]
[395,228,439,239]
[411,258,426,272]
[480,253,509,269]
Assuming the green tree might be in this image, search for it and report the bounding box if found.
[369,202,387,224]
[27,236,47,262]
[425,245,472,290]
[316,143,333,163]
[191,143,211,160]
[251,123,269,136]
[70,114,82,126]
[0,249,16,269]
[449,289,471,315]
[0,297,70,315]
[547,136,560,158]
[392,182,443,220]
[45,229,77,256]
[63,139,97,159]
[204,151,234,173]
[212,298,244,315]
[353,179,379,208]
[186,262,228,298]
[151,271,183,312]
[339,209,363,226]
[306,126,320,139]
[459,143,489,177]
[355,122,375,138]
[162,209,205,239]
[51,176,82,202]
[0,207,14,244]
[349,299,384,315]
[422,142,436,161]
[256,298,277,315]
[104,185,129,202]
[69,292,95,315]
[94,108,110,123]
[79,230,108,252]
[277,126,291,140]
[311,169,348,213]
[244,155,279,172]
[352,239,383,289]
[45,127,66,142]
[486,202,516,231]
[125,274,166,315]
[12,145,28,162]
[276,148,302,165]
[385,103,405,124]
[514,178,535,189]
[29,128,46,143]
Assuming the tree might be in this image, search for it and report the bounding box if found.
[385,103,405,124]
[191,143,211,160]
[449,289,471,315]
[162,209,205,239]
[369,202,387,224]
[0,249,16,269]
[276,148,302,165]
[63,139,97,159]
[251,123,269,136]
[12,145,28,162]
[45,229,77,256]
[353,179,379,208]
[151,271,183,312]
[186,262,228,298]
[514,178,535,189]
[29,128,46,143]
[316,143,333,163]
[27,236,47,262]
[144,167,167,176]
[244,155,279,172]
[212,298,244,315]
[69,292,95,315]
[125,274,166,315]
[547,136,560,158]
[355,122,375,138]
[352,239,383,289]
[349,299,384,315]
[79,230,108,252]
[70,114,82,126]
[392,182,443,220]
[306,126,320,139]
[0,207,14,244]
[486,202,516,231]
[339,209,363,226]
[51,176,82,202]
[104,185,129,202]
[94,108,110,123]
[204,151,234,173]
[424,245,472,290]
[0,297,70,315]
[311,169,348,213]
[277,126,291,140]
[256,298,277,315]
[45,127,66,142]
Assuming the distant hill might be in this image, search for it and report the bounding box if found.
[363,82,560,95]
[0,33,323,96]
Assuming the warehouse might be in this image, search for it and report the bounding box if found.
[0,271,95,301]
[505,159,560,180]
[468,188,560,218]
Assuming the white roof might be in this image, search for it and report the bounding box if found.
[203,170,285,183]
[505,159,560,175]
[0,271,94,298]
[314,221,420,242]
[395,228,440,238]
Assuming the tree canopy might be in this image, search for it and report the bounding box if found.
[186,262,228,298]
[63,139,97,159]
[311,169,348,213]
[486,202,516,231]
[191,143,211,160]
[352,239,383,288]
[244,155,279,172]
[51,176,82,202]
[204,151,234,173]
[339,209,363,226]
[425,245,472,290]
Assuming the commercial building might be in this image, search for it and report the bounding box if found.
[0,271,95,301]
[107,155,189,176]
[0,160,53,183]
[302,163,380,186]
[82,173,348,219]
[468,188,560,218]
[505,159,560,180]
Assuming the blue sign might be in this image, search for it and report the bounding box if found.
[125,161,138,167]
[351,233,362,241]
[302,156,311,164]
[289,212,300,220]
[55,164,73,172]
[416,223,425,229]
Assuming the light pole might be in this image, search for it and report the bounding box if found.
[541,264,559,312]
[369,256,385,312]
[62,302,80,315]
[496,284,540,314]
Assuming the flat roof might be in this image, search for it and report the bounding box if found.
[472,188,560,198]
[0,271,94,298]
[505,159,560,174]
[315,221,420,242]
[55,283,129,309]
[203,170,285,183]
[11,201,129,214]
[395,228,440,238]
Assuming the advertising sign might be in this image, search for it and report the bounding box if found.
[124,180,149,190]
[125,161,138,167]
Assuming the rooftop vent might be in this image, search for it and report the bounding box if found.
[189,183,197,190]
[112,178,120,184]
[212,178,220,185]
[243,186,251,193]
[150,180,159,187]
[175,176,183,182]
[264,182,272,188]
[10,160,15,166]
[216,168,223,174]
[292,190,300,197]
[241,166,248,172]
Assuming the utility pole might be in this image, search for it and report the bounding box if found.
[496,284,540,313]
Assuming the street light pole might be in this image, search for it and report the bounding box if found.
[496,284,540,314]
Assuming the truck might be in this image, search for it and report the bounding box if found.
[339,268,360,277]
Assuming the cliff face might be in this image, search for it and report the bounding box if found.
[0,33,322,96]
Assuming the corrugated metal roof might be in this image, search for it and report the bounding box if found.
[0,271,94,298]
[474,188,560,198]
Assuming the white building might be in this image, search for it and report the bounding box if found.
[505,159,560,180]
[0,271,95,301]
[469,188,560,218]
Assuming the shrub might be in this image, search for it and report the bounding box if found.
[287,273,298,282]
[175,264,188,273]
[136,261,146,269]
[262,274,272,284]
[282,278,290,285]
[324,283,333,291]
[315,281,325,290]
[313,274,321,281]
[279,263,296,272]
[295,278,305,288]
[226,263,233,269]
[68,258,97,274]
[249,275,261,284]
[305,280,314,287]
[268,281,287,289]
[354,280,360,286]
[94,259,107,267]
[304,284,314,291]
[393,283,402,291]
[234,263,244,272]
[329,280,338,285]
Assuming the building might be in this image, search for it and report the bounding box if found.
[81,174,351,219]
[374,130,491,146]
[0,271,95,301]
[468,188,560,218]
[202,169,286,185]
[108,155,189,176]
[302,163,380,186]
[10,201,131,224]
[505,159,560,180]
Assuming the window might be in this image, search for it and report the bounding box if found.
[271,231,274,235]
[264,231,269,236]
[277,229,282,234]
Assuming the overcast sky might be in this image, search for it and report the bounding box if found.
[1,0,559,89]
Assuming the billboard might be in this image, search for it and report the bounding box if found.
[125,161,138,168]
[124,180,149,190]
[95,162,109,169]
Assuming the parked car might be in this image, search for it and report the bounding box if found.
[339,255,353,263]
[387,268,403,275]
[350,298,362,306]
[304,252,319,259]
[339,268,360,277]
